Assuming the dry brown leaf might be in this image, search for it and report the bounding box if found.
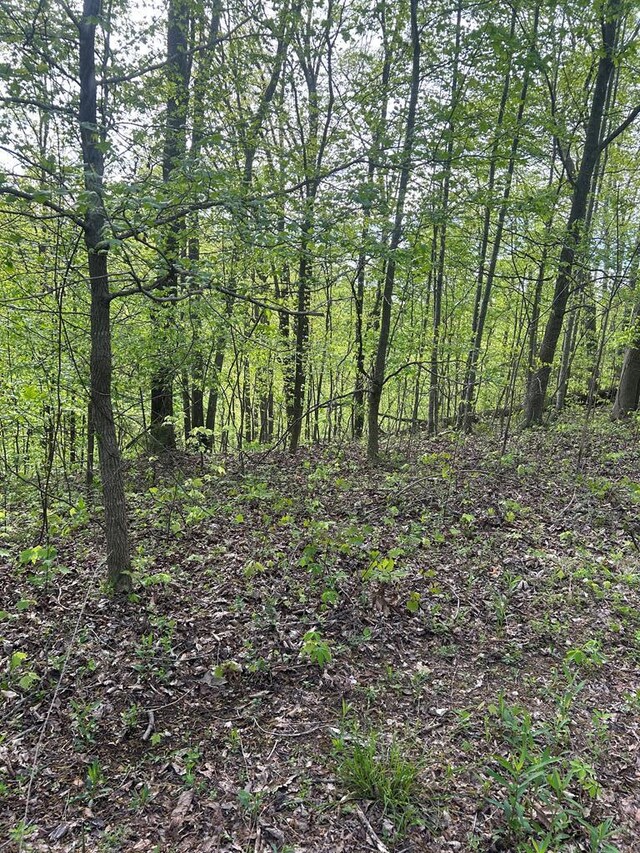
[169,788,194,833]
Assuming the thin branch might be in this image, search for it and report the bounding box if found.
[598,103,640,151]
[109,273,322,317]
[0,184,86,228]
[114,156,364,240]
[0,96,75,116]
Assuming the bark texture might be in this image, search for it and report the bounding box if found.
[80,0,131,592]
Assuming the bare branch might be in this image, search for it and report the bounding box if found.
[109,272,322,317]
[0,184,86,228]
[598,103,640,152]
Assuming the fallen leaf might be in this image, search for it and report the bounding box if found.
[169,789,194,833]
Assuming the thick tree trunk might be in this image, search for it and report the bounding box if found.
[522,0,620,426]
[612,290,640,418]
[80,0,131,592]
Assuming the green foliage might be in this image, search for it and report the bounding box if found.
[484,692,618,851]
[18,544,66,587]
[406,591,421,613]
[300,629,332,668]
[564,640,607,670]
[362,547,406,584]
[86,758,106,793]
[4,649,39,691]
[334,725,422,835]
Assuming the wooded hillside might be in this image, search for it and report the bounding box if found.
[1,1,640,851]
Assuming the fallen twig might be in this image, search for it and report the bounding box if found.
[355,805,391,853]
[142,709,155,741]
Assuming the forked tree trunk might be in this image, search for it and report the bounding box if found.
[522,0,621,426]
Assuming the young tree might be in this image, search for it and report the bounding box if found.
[458,5,537,431]
[80,0,132,590]
[149,0,192,451]
[367,0,420,460]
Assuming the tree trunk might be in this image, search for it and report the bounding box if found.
[189,2,221,440]
[86,401,94,488]
[352,7,394,439]
[429,0,462,434]
[290,208,313,453]
[459,5,534,431]
[555,305,577,412]
[612,286,640,418]
[522,0,620,426]
[150,0,191,451]
[80,0,131,592]
[367,0,420,460]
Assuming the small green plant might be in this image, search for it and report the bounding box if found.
[334,726,422,835]
[243,559,267,579]
[130,782,152,811]
[65,496,90,532]
[86,758,105,793]
[362,548,405,584]
[133,616,176,680]
[5,650,39,691]
[298,543,323,577]
[622,688,640,710]
[406,591,421,613]
[237,787,264,817]
[9,819,36,844]
[19,544,64,587]
[70,699,100,747]
[300,629,332,668]
[564,639,606,669]
[120,703,141,736]
[183,746,201,787]
[321,587,339,607]
[493,593,508,631]
[484,695,618,851]
[228,728,242,752]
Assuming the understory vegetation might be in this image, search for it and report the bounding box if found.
[2,414,640,851]
[2,0,640,850]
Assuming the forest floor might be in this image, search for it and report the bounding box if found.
[2,412,640,853]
